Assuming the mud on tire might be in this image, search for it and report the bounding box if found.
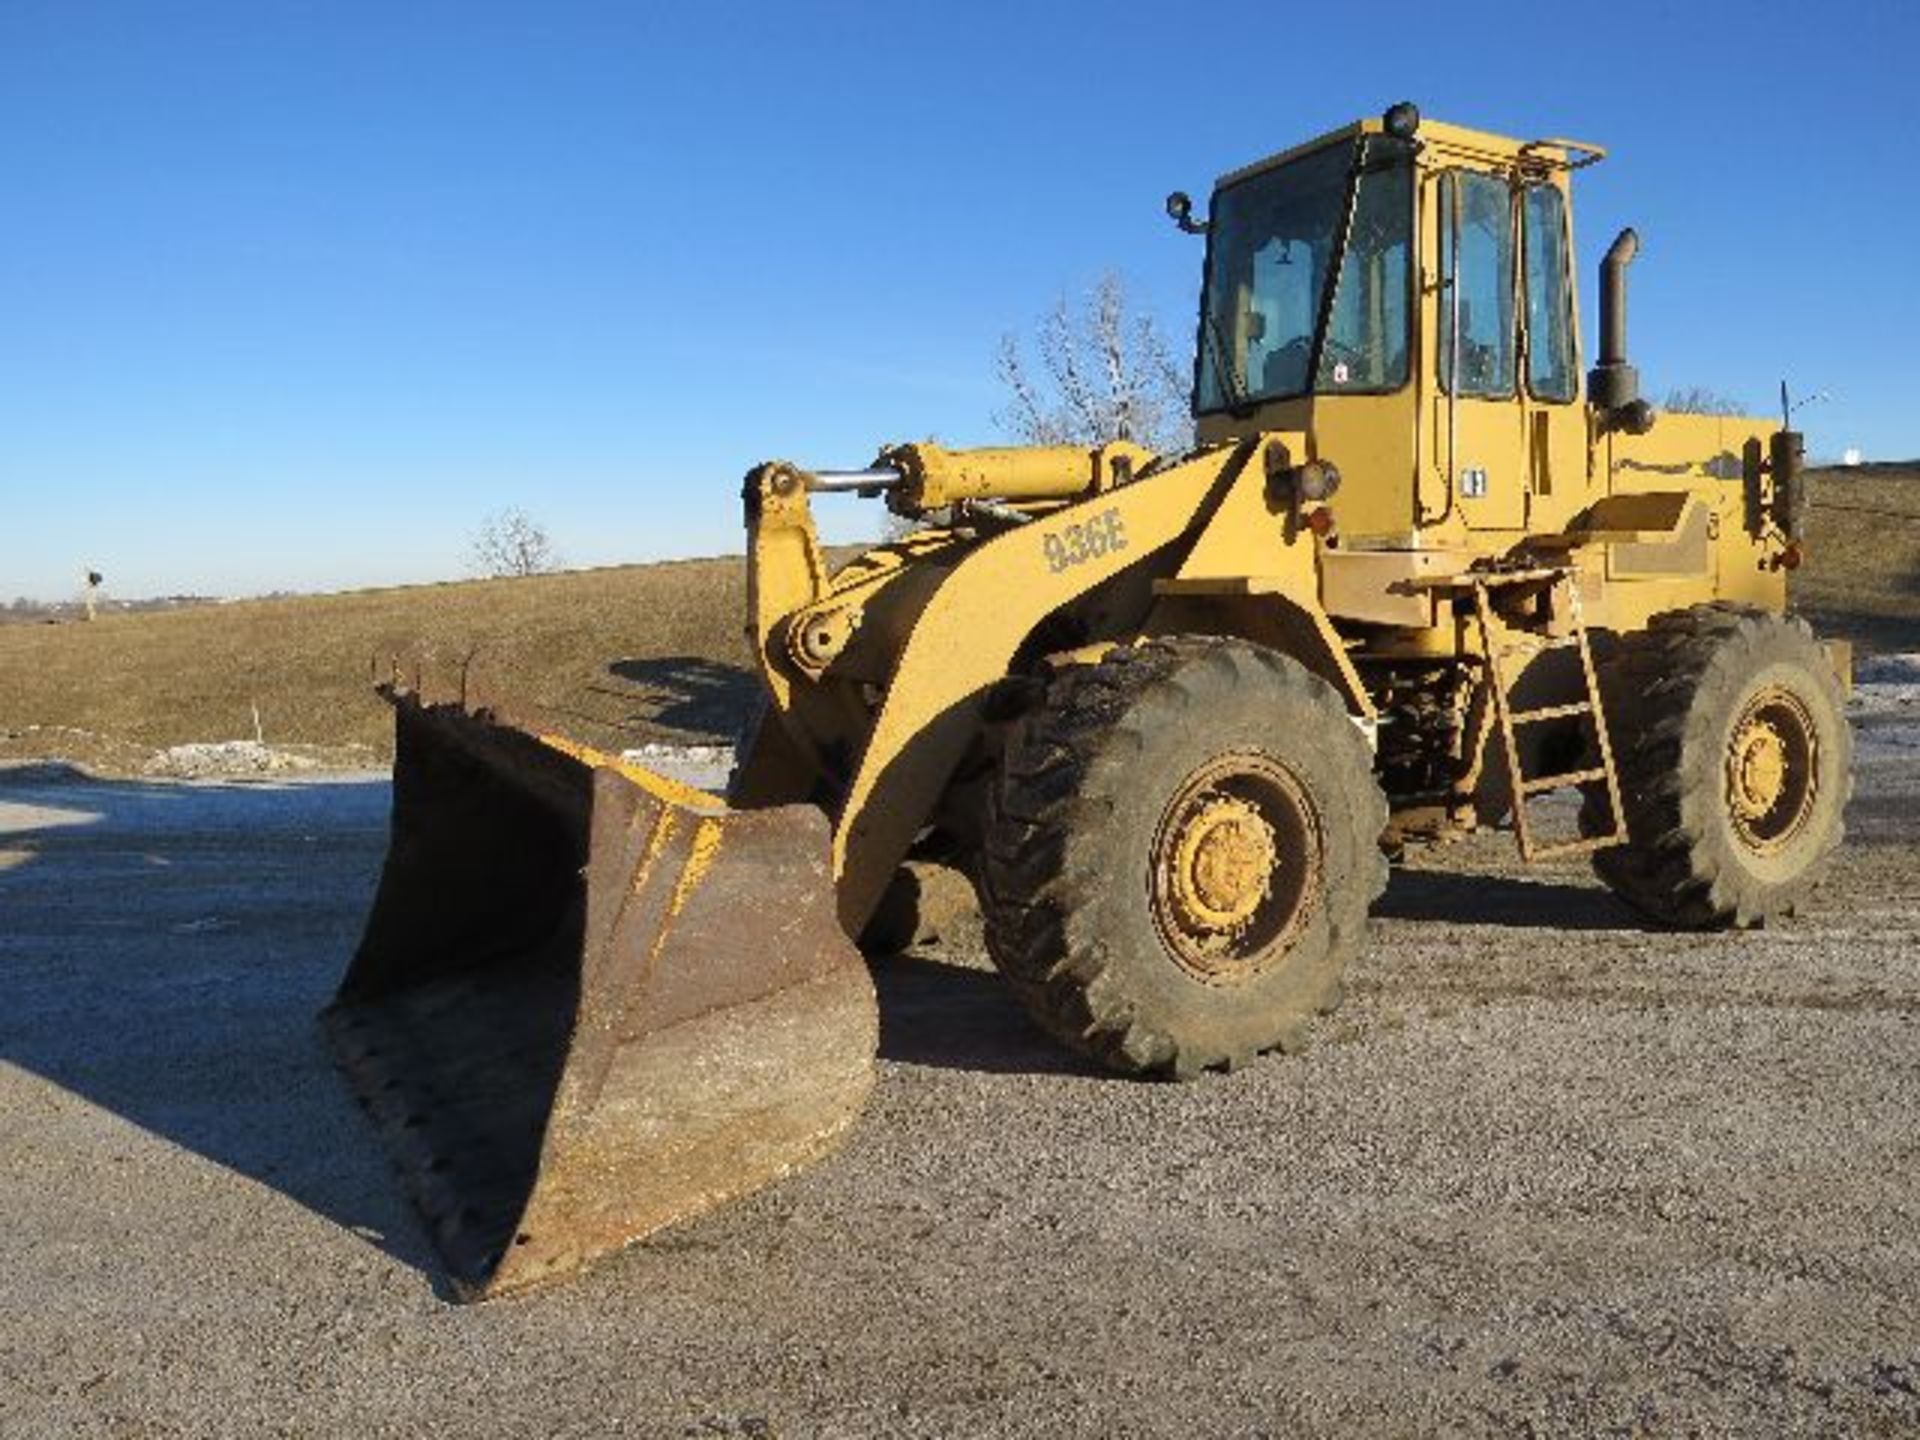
[1582,604,1851,928]
[978,637,1389,1078]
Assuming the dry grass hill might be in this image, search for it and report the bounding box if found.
[2,466,1915,774]
[1794,463,1920,651]
[0,557,752,771]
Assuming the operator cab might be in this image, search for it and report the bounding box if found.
[1176,104,1603,545]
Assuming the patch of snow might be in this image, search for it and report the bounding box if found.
[143,741,321,779]
[1855,652,1920,694]
[1851,653,1920,759]
[141,740,383,779]
[619,742,734,793]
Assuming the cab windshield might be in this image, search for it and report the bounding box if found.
[1196,137,1413,412]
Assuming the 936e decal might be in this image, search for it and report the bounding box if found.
[1042,508,1127,573]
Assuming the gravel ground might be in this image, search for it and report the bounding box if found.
[1,689,1917,1438]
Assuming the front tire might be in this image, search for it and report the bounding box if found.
[979,638,1388,1078]
[1584,605,1850,928]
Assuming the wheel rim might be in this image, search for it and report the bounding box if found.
[1149,752,1322,985]
[1725,684,1819,855]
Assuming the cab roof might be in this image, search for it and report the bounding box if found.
[1213,112,1605,191]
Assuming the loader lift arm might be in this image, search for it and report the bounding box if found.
[741,439,1293,933]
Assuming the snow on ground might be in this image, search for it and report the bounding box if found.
[142,739,382,779]
[619,741,734,792]
[1851,652,1920,758]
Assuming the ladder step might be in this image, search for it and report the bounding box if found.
[1518,766,1610,796]
[1510,702,1592,725]
[1496,634,1582,659]
[1524,831,1625,862]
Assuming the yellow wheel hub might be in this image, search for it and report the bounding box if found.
[1729,718,1788,820]
[1150,752,1321,986]
[1723,683,1821,855]
[1169,797,1277,934]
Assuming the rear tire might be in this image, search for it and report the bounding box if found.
[979,637,1388,1077]
[1583,605,1850,928]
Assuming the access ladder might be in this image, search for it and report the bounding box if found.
[1466,568,1626,862]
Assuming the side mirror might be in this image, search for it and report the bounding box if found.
[1165,191,1208,235]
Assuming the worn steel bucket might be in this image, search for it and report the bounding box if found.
[323,690,874,1299]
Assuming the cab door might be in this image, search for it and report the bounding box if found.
[1518,178,1590,533]
[1433,168,1527,531]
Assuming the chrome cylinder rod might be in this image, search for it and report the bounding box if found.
[805,468,904,493]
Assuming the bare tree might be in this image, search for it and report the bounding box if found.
[996,272,1193,455]
[1663,385,1747,417]
[471,508,560,578]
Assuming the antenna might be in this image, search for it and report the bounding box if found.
[1778,381,1832,428]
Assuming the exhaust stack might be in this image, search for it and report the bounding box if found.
[1589,228,1654,433]
[1589,227,1643,415]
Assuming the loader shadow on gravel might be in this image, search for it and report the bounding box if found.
[0,765,1095,1303]
[0,768,449,1291]
[1375,865,1658,931]
[871,953,1106,1078]
[863,860,1667,1077]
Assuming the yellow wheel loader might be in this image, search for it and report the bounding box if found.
[327,102,1850,1297]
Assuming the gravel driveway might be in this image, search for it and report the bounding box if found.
[1,689,1916,1437]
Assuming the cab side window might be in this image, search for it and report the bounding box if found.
[1438,171,1515,397]
[1316,150,1412,391]
[1523,184,1577,402]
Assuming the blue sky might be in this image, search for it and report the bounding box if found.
[2,0,1913,599]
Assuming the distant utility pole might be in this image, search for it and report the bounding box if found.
[83,569,103,622]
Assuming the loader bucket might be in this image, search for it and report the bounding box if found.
[323,690,874,1300]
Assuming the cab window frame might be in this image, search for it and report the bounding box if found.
[1191,134,1418,417]
[1308,135,1417,399]
[1436,166,1520,401]
[1520,180,1580,405]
